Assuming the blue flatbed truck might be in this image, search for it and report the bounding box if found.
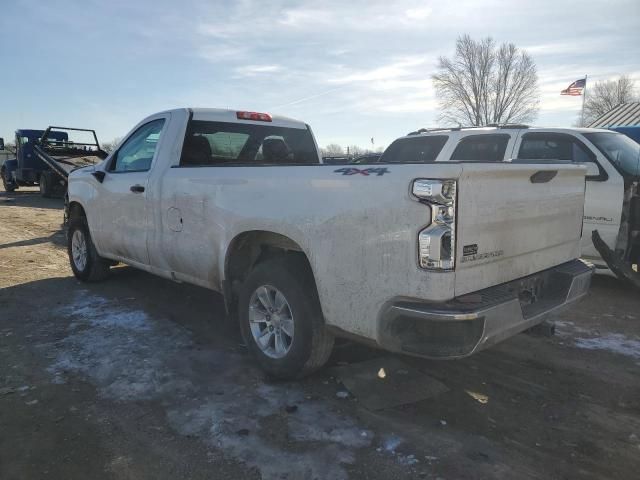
[0,127,107,197]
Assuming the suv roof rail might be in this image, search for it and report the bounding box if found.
[486,123,530,129]
[407,127,461,135]
[407,123,530,135]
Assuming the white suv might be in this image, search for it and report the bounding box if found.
[381,125,640,279]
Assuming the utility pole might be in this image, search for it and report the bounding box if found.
[581,74,588,127]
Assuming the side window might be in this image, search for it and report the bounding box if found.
[110,119,165,172]
[517,133,576,161]
[378,135,448,163]
[179,120,318,166]
[450,134,510,162]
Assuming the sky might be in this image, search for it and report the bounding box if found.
[1,0,639,150]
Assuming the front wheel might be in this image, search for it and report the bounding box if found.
[238,256,334,379]
[1,168,16,192]
[67,216,110,282]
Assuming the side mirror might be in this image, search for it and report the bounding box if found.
[0,138,4,150]
[92,171,106,183]
[586,162,600,177]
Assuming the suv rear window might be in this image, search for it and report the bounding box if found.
[450,134,510,162]
[379,136,448,163]
[180,120,318,166]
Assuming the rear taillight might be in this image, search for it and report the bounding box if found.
[236,111,272,122]
[413,179,457,270]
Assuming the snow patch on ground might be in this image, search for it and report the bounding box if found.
[554,320,590,336]
[555,321,640,360]
[46,291,373,480]
[377,434,419,466]
[574,334,640,360]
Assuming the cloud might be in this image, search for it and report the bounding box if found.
[197,44,248,63]
[235,65,282,76]
[279,7,334,27]
[404,7,432,20]
[329,56,429,84]
[197,23,234,39]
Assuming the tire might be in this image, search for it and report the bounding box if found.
[1,168,16,192]
[67,215,110,282]
[39,172,51,197]
[238,256,334,379]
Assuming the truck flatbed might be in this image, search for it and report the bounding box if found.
[33,127,108,196]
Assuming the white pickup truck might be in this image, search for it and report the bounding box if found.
[66,108,593,378]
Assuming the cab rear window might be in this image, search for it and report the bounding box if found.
[180,120,318,166]
[379,136,448,163]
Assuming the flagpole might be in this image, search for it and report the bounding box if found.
[581,74,588,126]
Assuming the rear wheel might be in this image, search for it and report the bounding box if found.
[39,172,52,197]
[67,215,110,282]
[238,256,334,379]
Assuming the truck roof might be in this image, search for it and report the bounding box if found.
[155,108,309,129]
[16,129,45,136]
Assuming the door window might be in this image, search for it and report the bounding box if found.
[517,132,594,162]
[111,119,165,172]
[517,132,603,179]
[450,134,511,161]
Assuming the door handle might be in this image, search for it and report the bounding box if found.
[130,184,145,193]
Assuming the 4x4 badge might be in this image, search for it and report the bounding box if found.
[334,167,389,176]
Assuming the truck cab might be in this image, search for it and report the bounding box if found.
[1,129,67,192]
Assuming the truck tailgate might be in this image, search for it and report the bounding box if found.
[454,162,586,296]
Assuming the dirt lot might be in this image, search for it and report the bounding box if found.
[1,186,639,480]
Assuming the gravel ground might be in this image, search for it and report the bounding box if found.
[1,186,639,480]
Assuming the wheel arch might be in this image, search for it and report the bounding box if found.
[222,230,318,314]
[67,200,87,221]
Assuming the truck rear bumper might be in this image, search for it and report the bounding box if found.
[378,259,593,359]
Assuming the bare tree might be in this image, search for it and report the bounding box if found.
[321,144,344,156]
[101,137,122,153]
[582,75,638,126]
[432,35,539,126]
[347,145,365,157]
[2,142,16,153]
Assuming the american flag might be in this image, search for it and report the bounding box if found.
[560,78,586,96]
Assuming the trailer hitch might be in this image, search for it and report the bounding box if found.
[592,230,640,289]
